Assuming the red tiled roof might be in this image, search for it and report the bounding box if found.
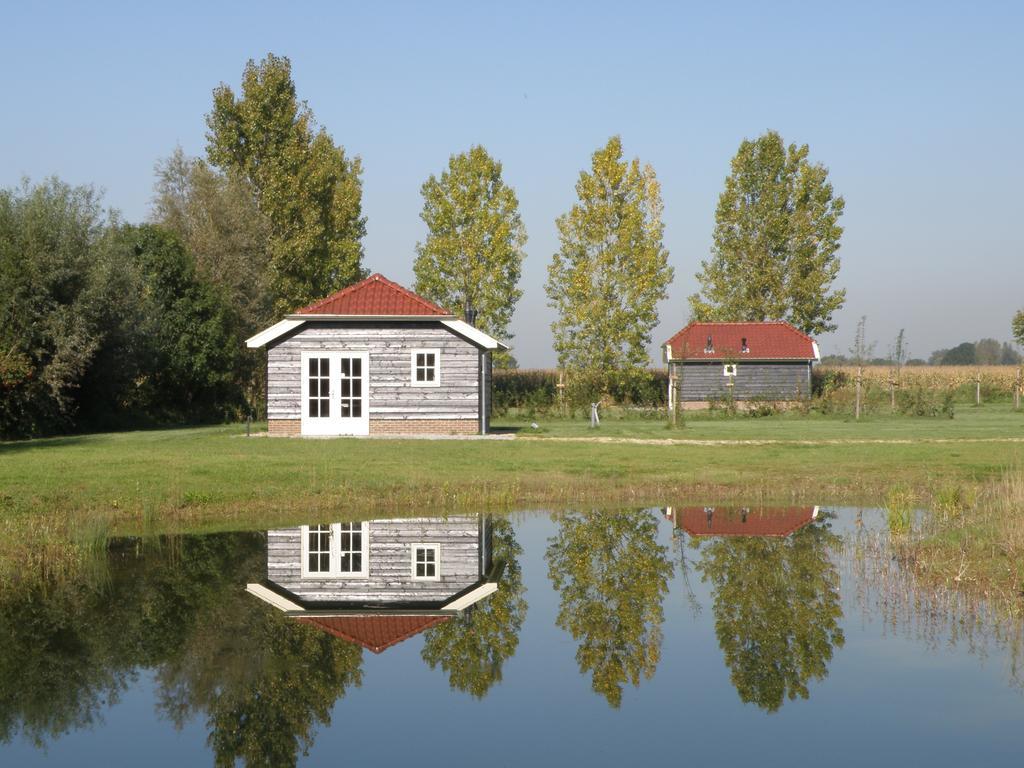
[296,614,451,653]
[666,507,817,538]
[664,322,817,361]
[295,273,452,317]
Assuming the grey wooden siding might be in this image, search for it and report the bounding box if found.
[480,351,492,433]
[675,361,812,400]
[267,322,479,421]
[267,517,484,603]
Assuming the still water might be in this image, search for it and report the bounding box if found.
[2,508,1022,766]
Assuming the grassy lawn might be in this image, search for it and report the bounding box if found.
[1,404,1021,523]
[2,405,1022,600]
[495,401,1024,441]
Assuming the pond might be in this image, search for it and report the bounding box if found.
[1,508,1022,766]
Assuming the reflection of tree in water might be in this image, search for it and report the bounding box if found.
[546,509,673,707]
[157,597,362,768]
[0,532,365,767]
[0,533,264,746]
[694,517,845,712]
[421,517,527,697]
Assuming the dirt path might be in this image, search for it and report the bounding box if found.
[515,435,1024,447]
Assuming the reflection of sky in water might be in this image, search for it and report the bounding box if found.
[3,509,1023,767]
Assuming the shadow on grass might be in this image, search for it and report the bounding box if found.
[0,434,92,455]
[0,422,244,455]
[489,426,523,435]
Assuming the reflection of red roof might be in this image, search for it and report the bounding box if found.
[296,614,451,653]
[666,507,817,537]
[295,273,452,317]
[664,322,817,361]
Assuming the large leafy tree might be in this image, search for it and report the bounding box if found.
[414,146,526,367]
[689,130,845,335]
[693,517,845,712]
[546,136,672,399]
[420,518,527,696]
[152,147,273,332]
[206,53,366,314]
[545,509,673,707]
[0,179,116,436]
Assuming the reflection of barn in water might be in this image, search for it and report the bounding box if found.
[247,515,499,652]
[664,506,819,538]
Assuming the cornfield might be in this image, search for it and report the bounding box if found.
[820,365,1023,400]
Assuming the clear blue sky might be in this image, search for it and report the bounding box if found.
[3,1,1021,365]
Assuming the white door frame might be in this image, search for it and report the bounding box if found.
[300,351,370,436]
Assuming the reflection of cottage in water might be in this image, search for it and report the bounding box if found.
[665,506,819,538]
[247,515,499,652]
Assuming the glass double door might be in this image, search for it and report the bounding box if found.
[301,351,369,435]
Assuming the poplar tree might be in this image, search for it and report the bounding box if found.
[206,54,366,314]
[546,136,672,398]
[1013,309,1024,348]
[414,146,526,367]
[689,130,845,336]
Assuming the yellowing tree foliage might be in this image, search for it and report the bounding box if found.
[546,136,672,399]
[206,54,365,315]
[689,130,845,336]
[414,146,526,367]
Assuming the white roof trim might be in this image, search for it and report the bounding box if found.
[246,319,304,349]
[441,582,498,611]
[440,320,508,350]
[246,315,508,350]
[246,583,304,612]
[811,341,821,361]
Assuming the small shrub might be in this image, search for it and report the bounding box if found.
[895,384,956,418]
[934,484,974,520]
[744,396,780,418]
[885,486,915,536]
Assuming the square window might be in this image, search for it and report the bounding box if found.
[412,544,440,580]
[410,349,440,387]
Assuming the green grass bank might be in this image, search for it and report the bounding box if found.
[1,403,1022,606]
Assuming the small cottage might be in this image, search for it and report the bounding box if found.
[246,514,500,653]
[663,321,820,407]
[246,273,507,436]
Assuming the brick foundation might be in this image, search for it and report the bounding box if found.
[268,419,301,436]
[267,418,478,436]
[369,418,479,436]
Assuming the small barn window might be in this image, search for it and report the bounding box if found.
[704,335,714,353]
[741,337,749,354]
[412,544,440,580]
[411,349,441,387]
[723,364,737,377]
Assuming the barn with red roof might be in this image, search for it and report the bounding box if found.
[663,321,820,407]
[246,273,507,436]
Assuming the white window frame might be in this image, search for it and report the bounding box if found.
[411,543,441,581]
[410,348,441,387]
[723,363,737,377]
[300,522,370,578]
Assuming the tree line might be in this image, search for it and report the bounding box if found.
[4,52,1020,437]
[821,336,1022,366]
